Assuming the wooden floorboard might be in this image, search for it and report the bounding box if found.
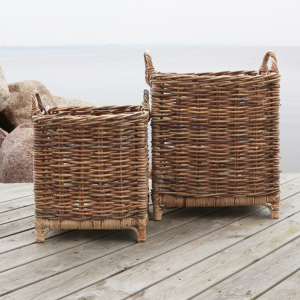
[280,173,300,184]
[192,236,300,300]
[62,191,300,300]
[0,185,33,203]
[0,216,35,239]
[0,206,220,297]
[0,174,299,300]
[257,269,300,300]
[0,196,33,213]
[126,193,300,300]
[0,183,33,196]
[0,206,34,226]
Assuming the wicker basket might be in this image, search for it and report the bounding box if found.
[145,51,281,220]
[32,90,150,242]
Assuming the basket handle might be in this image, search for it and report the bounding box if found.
[142,89,150,111]
[144,51,156,86]
[31,90,48,116]
[259,51,279,74]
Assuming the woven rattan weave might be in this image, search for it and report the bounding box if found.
[145,51,281,220]
[32,90,150,242]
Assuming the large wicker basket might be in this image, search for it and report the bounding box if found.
[32,90,150,242]
[145,51,281,220]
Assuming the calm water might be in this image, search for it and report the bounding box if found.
[0,46,299,172]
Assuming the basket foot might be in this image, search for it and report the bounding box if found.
[266,196,281,219]
[137,227,146,243]
[268,205,280,219]
[270,209,280,219]
[36,231,46,243]
[153,194,166,221]
[131,226,147,243]
[35,219,51,243]
[153,204,164,221]
[131,215,148,242]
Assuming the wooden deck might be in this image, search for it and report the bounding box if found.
[0,173,300,300]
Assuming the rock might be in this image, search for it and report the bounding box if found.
[53,95,95,107]
[0,123,33,183]
[0,128,8,147]
[0,66,10,112]
[0,80,55,130]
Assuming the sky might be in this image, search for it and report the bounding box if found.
[0,0,299,47]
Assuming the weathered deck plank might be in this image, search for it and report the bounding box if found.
[258,270,300,300]
[0,206,220,296]
[280,173,300,183]
[0,174,299,300]
[0,196,33,213]
[63,192,300,300]
[0,216,34,239]
[126,194,300,300]
[193,236,300,299]
[0,183,33,195]
[0,206,33,225]
[0,185,33,203]
[2,205,296,297]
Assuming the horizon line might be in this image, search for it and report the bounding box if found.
[0,43,299,50]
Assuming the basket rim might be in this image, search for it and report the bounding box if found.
[144,50,280,86]
[32,109,149,121]
[32,104,149,120]
[151,70,281,79]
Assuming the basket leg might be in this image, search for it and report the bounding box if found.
[131,226,147,243]
[35,219,51,243]
[267,204,281,219]
[271,209,280,219]
[131,215,148,242]
[137,226,146,243]
[153,194,166,221]
[153,203,164,221]
[266,195,281,219]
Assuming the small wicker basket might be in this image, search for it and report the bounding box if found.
[32,90,150,242]
[145,50,281,220]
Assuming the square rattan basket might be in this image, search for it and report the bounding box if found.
[31,90,150,242]
[145,51,281,221]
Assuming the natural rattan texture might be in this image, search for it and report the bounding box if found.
[145,51,281,220]
[32,90,150,242]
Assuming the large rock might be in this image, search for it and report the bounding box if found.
[53,95,95,107]
[0,80,55,130]
[0,66,10,112]
[0,128,8,147]
[0,123,33,183]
